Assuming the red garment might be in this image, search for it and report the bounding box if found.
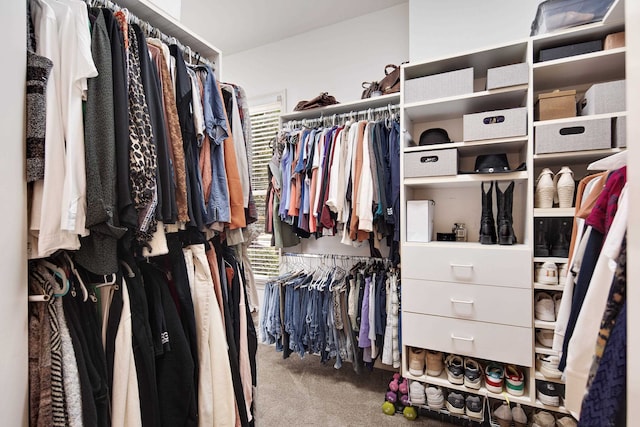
[586,166,626,238]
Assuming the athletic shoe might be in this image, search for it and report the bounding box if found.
[558,263,568,282]
[535,292,556,321]
[445,391,465,415]
[505,365,525,396]
[536,381,560,406]
[554,292,562,319]
[512,403,527,427]
[409,380,426,405]
[536,329,554,348]
[538,355,562,379]
[532,410,555,427]
[408,347,426,376]
[493,402,512,427]
[425,385,444,410]
[445,354,464,385]
[464,358,482,390]
[484,363,504,394]
[556,415,578,427]
[535,262,558,285]
[426,350,444,376]
[465,395,483,419]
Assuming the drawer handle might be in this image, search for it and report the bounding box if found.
[450,263,474,269]
[450,298,474,305]
[451,334,474,342]
[559,126,585,136]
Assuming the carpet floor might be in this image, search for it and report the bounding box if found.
[253,344,458,427]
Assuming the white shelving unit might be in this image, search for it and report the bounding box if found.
[400,0,626,423]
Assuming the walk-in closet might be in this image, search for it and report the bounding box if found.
[2,0,638,426]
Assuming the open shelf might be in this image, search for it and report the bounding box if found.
[404,370,532,406]
[534,208,575,217]
[404,86,528,122]
[533,111,627,127]
[117,0,221,62]
[534,320,556,330]
[533,47,626,91]
[535,399,571,415]
[535,346,559,356]
[413,403,485,423]
[402,241,531,251]
[404,136,527,157]
[534,283,565,291]
[533,257,568,263]
[404,171,528,189]
[533,148,624,167]
[279,93,400,121]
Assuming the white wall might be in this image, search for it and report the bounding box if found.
[222,3,410,113]
[409,0,543,62]
[0,1,27,425]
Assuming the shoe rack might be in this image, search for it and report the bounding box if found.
[399,0,625,422]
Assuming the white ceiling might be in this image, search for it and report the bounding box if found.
[180,0,408,55]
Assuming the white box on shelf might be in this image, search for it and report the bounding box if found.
[463,107,527,141]
[406,200,435,243]
[404,67,473,104]
[404,148,458,178]
[486,63,528,90]
[535,118,612,154]
[614,116,626,148]
[579,79,626,116]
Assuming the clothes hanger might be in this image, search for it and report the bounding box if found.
[62,252,89,301]
[39,259,69,297]
[28,269,52,302]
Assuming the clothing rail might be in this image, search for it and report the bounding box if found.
[281,252,385,262]
[87,0,216,70]
[282,103,399,130]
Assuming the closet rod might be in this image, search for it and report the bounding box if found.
[281,252,384,262]
[282,103,399,129]
[86,0,216,70]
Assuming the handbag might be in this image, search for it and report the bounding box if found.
[293,92,339,111]
[378,64,401,95]
[361,81,382,99]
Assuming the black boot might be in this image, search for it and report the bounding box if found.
[534,218,550,257]
[551,219,571,257]
[496,181,517,245]
[479,181,497,244]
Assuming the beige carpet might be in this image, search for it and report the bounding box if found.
[254,344,457,427]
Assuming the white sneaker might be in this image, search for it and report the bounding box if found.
[536,329,554,348]
[425,386,444,410]
[409,381,426,405]
[535,262,558,285]
[538,354,562,379]
[558,263,568,282]
[553,293,562,319]
[535,292,556,322]
[535,168,555,208]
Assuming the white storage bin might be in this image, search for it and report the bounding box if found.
[404,67,473,104]
[406,200,435,243]
[463,107,527,141]
[404,148,457,178]
[535,118,611,154]
[614,116,626,148]
[579,79,626,116]
[486,63,529,90]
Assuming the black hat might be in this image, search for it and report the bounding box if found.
[419,128,451,146]
[472,153,526,174]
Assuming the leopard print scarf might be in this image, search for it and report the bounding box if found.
[127,27,158,247]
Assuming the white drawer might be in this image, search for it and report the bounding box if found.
[402,312,533,367]
[402,244,531,288]
[403,279,532,327]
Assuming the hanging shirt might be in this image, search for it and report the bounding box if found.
[28,0,80,258]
